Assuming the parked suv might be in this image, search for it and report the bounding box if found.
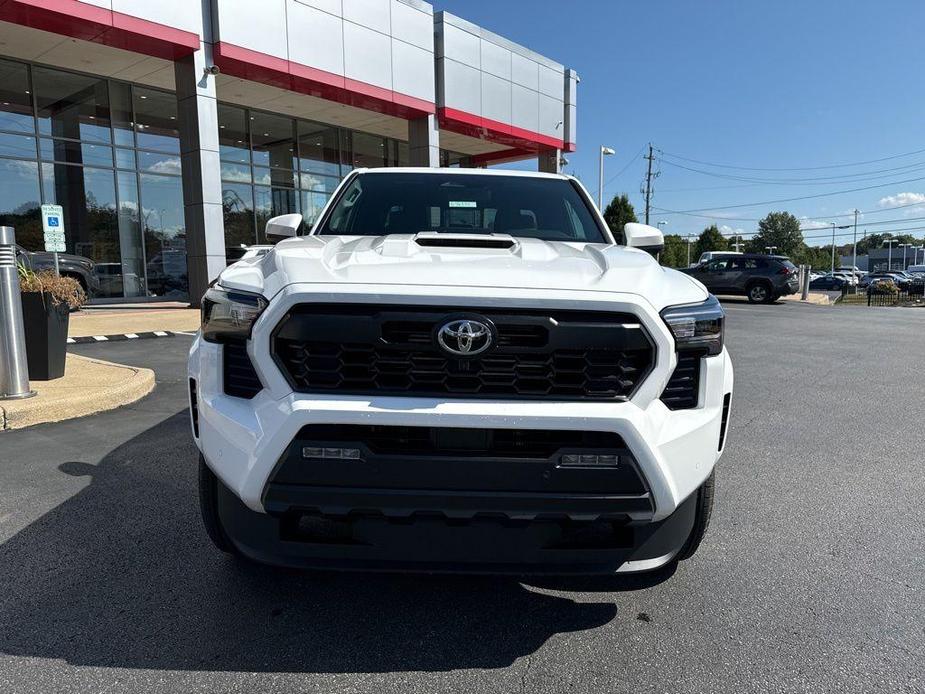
[188,168,734,575]
[16,245,100,297]
[682,254,799,303]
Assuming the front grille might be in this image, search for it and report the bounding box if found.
[224,341,262,399]
[660,349,705,410]
[273,305,655,400]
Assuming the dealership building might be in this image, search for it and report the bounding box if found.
[0,0,579,302]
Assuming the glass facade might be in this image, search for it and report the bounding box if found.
[0,57,481,301]
[218,103,414,252]
[0,57,186,299]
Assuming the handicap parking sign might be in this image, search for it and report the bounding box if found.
[41,204,66,253]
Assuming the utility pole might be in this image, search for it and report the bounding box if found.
[852,209,859,271]
[643,143,656,225]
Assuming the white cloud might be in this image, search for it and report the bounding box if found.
[146,158,182,176]
[878,192,925,208]
[718,224,746,236]
[798,217,829,230]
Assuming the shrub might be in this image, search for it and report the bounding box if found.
[868,279,898,296]
[18,266,87,309]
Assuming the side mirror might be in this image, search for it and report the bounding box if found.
[265,213,303,241]
[623,223,664,254]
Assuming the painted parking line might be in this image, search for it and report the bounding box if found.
[67,331,180,345]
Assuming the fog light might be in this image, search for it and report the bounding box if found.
[303,446,362,460]
[559,453,619,468]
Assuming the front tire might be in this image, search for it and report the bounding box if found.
[198,455,240,555]
[677,470,714,561]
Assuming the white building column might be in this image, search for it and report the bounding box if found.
[175,43,225,306]
[409,114,440,167]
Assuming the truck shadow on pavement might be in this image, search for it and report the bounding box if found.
[0,412,671,674]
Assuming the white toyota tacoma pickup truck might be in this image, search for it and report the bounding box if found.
[188,168,733,574]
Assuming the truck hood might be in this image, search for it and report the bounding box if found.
[219,234,708,311]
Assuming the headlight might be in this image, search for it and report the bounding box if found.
[201,285,267,343]
[660,294,724,356]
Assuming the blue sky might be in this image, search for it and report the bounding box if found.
[437,0,925,247]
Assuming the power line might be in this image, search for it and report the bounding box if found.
[658,157,925,186]
[710,224,925,242]
[652,200,925,223]
[654,174,925,213]
[808,215,925,229]
[657,146,925,172]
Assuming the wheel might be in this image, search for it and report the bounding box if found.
[677,470,714,561]
[198,455,240,555]
[746,282,773,303]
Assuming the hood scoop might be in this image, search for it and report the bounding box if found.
[412,232,517,250]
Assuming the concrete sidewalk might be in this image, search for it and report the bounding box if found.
[780,291,836,305]
[69,308,199,338]
[0,354,155,431]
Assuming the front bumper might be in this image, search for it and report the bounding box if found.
[188,287,734,572]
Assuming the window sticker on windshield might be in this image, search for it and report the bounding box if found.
[448,200,478,208]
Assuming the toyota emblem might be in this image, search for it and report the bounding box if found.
[436,318,494,357]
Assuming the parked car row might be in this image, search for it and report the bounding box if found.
[679,252,925,303]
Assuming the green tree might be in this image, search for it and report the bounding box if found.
[746,211,803,256]
[660,234,689,268]
[694,225,728,260]
[746,212,804,256]
[602,193,638,244]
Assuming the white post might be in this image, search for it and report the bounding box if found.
[0,226,36,400]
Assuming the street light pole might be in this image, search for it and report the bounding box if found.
[765,246,777,255]
[852,209,859,270]
[883,237,897,270]
[899,243,909,269]
[686,234,693,266]
[598,145,615,211]
[830,222,850,272]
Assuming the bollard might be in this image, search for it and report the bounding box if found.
[0,226,36,400]
[801,265,810,301]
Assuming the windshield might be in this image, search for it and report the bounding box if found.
[315,172,610,243]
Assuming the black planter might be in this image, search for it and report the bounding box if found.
[21,293,70,381]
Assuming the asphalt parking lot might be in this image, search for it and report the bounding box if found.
[0,301,922,693]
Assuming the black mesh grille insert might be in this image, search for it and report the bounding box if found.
[273,305,655,400]
[660,349,705,410]
[224,341,262,399]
